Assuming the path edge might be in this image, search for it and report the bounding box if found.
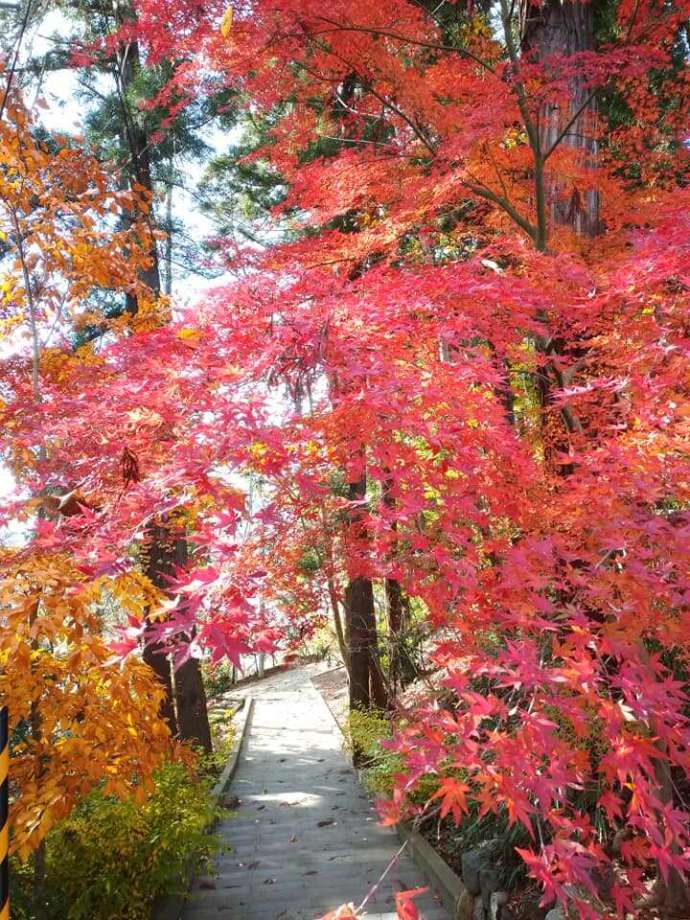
[151,696,255,920]
[395,822,470,920]
[310,673,469,920]
[211,696,254,799]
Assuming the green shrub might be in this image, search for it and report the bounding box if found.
[347,708,392,757]
[204,707,239,780]
[202,658,237,696]
[11,761,220,920]
[348,709,441,802]
[347,709,404,797]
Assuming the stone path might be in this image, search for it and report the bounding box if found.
[182,666,449,920]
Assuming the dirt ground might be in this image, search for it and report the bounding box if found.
[310,664,349,734]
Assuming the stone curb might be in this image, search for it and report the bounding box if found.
[310,675,469,920]
[396,822,470,920]
[151,696,255,920]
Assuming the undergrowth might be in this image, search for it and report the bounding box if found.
[9,722,237,920]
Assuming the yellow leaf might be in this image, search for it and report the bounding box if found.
[177,326,201,345]
[220,4,233,36]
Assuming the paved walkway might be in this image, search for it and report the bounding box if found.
[182,667,449,920]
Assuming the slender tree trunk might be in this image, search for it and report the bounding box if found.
[382,475,410,693]
[145,526,212,751]
[112,13,211,749]
[27,599,47,918]
[345,469,388,712]
[319,498,351,674]
[164,166,173,296]
[327,577,350,672]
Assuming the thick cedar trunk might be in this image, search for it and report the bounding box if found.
[522,0,601,236]
[143,527,179,734]
[174,657,212,753]
[522,0,599,469]
[142,639,178,734]
[346,574,375,709]
[167,538,212,753]
[115,36,161,314]
[345,471,388,712]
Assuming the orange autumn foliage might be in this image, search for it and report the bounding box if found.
[0,553,173,858]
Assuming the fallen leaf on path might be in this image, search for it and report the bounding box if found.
[318,904,358,919]
[395,887,429,920]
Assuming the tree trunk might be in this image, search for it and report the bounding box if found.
[113,14,211,752]
[345,470,388,712]
[522,0,600,469]
[319,497,351,674]
[167,537,212,752]
[164,165,173,296]
[521,0,601,236]
[115,36,161,314]
[327,576,350,672]
[142,639,177,734]
[345,573,376,710]
[174,656,212,753]
[144,527,179,734]
[382,474,411,693]
[522,5,688,911]
[145,526,212,751]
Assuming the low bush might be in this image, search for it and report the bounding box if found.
[348,708,441,803]
[11,761,221,920]
[202,658,237,696]
[204,706,239,780]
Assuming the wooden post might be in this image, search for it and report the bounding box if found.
[1,706,9,920]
